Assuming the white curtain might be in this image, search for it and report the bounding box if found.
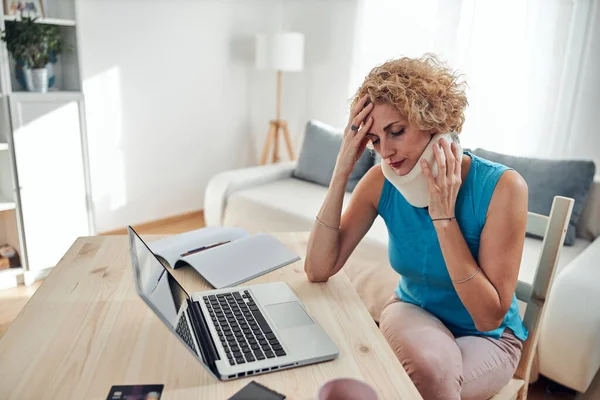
[349,0,593,160]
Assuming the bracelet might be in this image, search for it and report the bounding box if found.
[315,216,340,232]
[453,267,480,284]
[432,216,456,222]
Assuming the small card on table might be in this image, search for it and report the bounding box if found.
[106,384,164,400]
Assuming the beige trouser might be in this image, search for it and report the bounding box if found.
[380,295,523,400]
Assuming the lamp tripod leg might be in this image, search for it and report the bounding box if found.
[260,121,277,165]
[272,121,280,163]
[281,121,295,161]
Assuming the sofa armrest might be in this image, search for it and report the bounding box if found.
[204,161,296,226]
[538,235,600,392]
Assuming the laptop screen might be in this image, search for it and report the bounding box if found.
[127,227,201,348]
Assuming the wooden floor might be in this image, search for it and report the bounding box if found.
[0,211,578,399]
[0,280,42,338]
[99,210,206,236]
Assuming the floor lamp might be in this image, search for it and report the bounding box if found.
[255,32,304,165]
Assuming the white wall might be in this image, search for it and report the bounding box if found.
[78,0,357,232]
[282,0,359,131]
[565,0,600,167]
[78,1,267,232]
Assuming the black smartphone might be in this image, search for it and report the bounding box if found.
[228,380,286,400]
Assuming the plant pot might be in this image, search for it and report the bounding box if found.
[16,60,56,91]
[23,67,48,93]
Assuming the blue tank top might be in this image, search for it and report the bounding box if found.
[377,151,528,341]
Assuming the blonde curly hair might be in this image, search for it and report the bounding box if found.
[351,54,468,134]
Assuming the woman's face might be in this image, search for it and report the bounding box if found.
[366,102,433,176]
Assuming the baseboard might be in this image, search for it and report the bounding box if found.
[24,268,52,286]
[99,209,204,235]
[0,267,24,290]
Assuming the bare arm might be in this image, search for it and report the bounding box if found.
[422,139,528,332]
[305,165,382,282]
[304,94,380,282]
[434,170,528,331]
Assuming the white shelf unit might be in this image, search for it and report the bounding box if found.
[5,23,81,92]
[0,203,15,212]
[0,196,15,212]
[0,267,24,290]
[0,0,94,288]
[0,136,14,213]
[2,15,76,26]
[9,91,83,102]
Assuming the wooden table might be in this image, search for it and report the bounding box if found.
[0,232,421,399]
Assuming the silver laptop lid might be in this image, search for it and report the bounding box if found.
[127,226,218,377]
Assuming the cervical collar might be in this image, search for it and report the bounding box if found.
[380,132,463,208]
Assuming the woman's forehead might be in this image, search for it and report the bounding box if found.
[369,103,407,125]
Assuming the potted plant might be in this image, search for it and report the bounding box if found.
[0,16,65,92]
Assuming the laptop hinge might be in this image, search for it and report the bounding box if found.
[187,298,220,373]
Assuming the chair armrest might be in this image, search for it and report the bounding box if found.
[538,235,600,392]
[204,161,296,226]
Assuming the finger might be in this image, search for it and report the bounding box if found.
[350,94,370,120]
[354,118,373,155]
[451,141,461,176]
[350,94,369,117]
[420,159,437,190]
[433,142,446,185]
[351,101,374,132]
[357,135,369,155]
[355,116,373,142]
[353,118,372,158]
[439,137,455,179]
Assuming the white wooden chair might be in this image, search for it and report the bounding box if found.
[491,195,574,400]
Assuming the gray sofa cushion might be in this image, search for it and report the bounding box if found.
[292,120,373,192]
[470,148,596,245]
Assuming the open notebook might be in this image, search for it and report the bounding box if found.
[147,227,300,289]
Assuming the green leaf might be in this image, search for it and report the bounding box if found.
[0,16,69,68]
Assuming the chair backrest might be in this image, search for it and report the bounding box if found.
[513,196,574,383]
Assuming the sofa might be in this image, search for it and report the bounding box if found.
[204,123,600,395]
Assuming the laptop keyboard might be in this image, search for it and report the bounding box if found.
[175,314,198,356]
[203,290,287,366]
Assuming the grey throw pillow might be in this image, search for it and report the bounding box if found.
[470,148,596,245]
[292,120,374,192]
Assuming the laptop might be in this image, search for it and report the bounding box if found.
[128,226,339,380]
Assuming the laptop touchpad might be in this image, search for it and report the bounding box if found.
[265,301,314,330]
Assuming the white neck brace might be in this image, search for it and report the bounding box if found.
[380,132,463,208]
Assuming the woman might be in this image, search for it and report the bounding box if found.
[304,55,529,400]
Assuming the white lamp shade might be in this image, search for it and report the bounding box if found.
[255,32,304,72]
